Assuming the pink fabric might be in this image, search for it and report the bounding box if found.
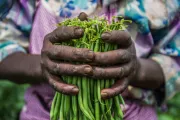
[29,1,58,54]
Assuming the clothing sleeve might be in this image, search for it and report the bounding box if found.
[118,0,180,106]
[151,54,180,104]
[0,20,27,62]
[0,41,26,62]
[0,0,36,61]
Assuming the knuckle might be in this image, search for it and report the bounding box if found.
[119,67,125,77]
[53,64,60,74]
[53,29,60,40]
[41,44,53,56]
[100,53,108,64]
[44,33,51,41]
[73,48,87,60]
[72,49,79,60]
[44,33,52,45]
[61,87,69,94]
[121,52,128,61]
[48,77,53,85]
[52,81,57,90]
[54,45,63,55]
[72,66,78,74]
[118,51,130,62]
[95,68,104,78]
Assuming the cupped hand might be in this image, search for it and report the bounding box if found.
[96,31,138,99]
[41,13,139,99]
[41,25,96,95]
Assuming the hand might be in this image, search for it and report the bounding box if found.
[41,13,96,95]
[41,12,138,99]
[95,31,138,99]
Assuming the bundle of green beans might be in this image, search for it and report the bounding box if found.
[50,16,131,120]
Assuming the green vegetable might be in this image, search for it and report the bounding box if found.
[50,16,131,120]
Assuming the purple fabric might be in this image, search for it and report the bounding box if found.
[124,101,157,120]
[20,84,54,120]
[20,84,157,120]
[135,33,154,57]
[29,1,58,54]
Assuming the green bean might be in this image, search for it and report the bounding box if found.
[72,77,78,120]
[53,93,61,120]
[94,81,100,120]
[64,77,71,117]
[119,95,125,105]
[50,92,57,120]
[114,105,119,120]
[114,96,123,119]
[77,77,94,120]
[100,80,108,120]
[70,108,73,120]
[78,107,82,120]
[82,77,94,118]
[87,78,94,114]
[59,94,65,120]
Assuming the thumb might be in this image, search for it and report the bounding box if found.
[78,12,88,21]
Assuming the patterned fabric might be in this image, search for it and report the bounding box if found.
[0,0,35,61]
[0,41,26,61]
[151,54,180,100]
[0,0,180,119]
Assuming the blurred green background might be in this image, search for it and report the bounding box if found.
[0,81,179,120]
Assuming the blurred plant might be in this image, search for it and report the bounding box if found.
[0,81,28,120]
[158,93,180,120]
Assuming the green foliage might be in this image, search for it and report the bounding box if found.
[158,93,180,120]
[0,81,28,120]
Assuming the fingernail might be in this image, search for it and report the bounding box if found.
[74,28,83,36]
[101,92,108,98]
[72,87,79,93]
[87,51,94,60]
[101,32,111,40]
[84,66,92,74]
[78,12,88,21]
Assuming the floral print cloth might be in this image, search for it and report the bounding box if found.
[0,0,180,119]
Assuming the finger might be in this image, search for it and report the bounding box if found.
[93,49,131,65]
[101,78,129,99]
[44,70,79,95]
[45,60,93,76]
[45,45,95,62]
[92,62,133,79]
[101,30,132,47]
[78,12,88,21]
[45,26,84,44]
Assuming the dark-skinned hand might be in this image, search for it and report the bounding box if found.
[41,13,139,99]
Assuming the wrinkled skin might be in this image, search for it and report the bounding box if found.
[41,13,138,99]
